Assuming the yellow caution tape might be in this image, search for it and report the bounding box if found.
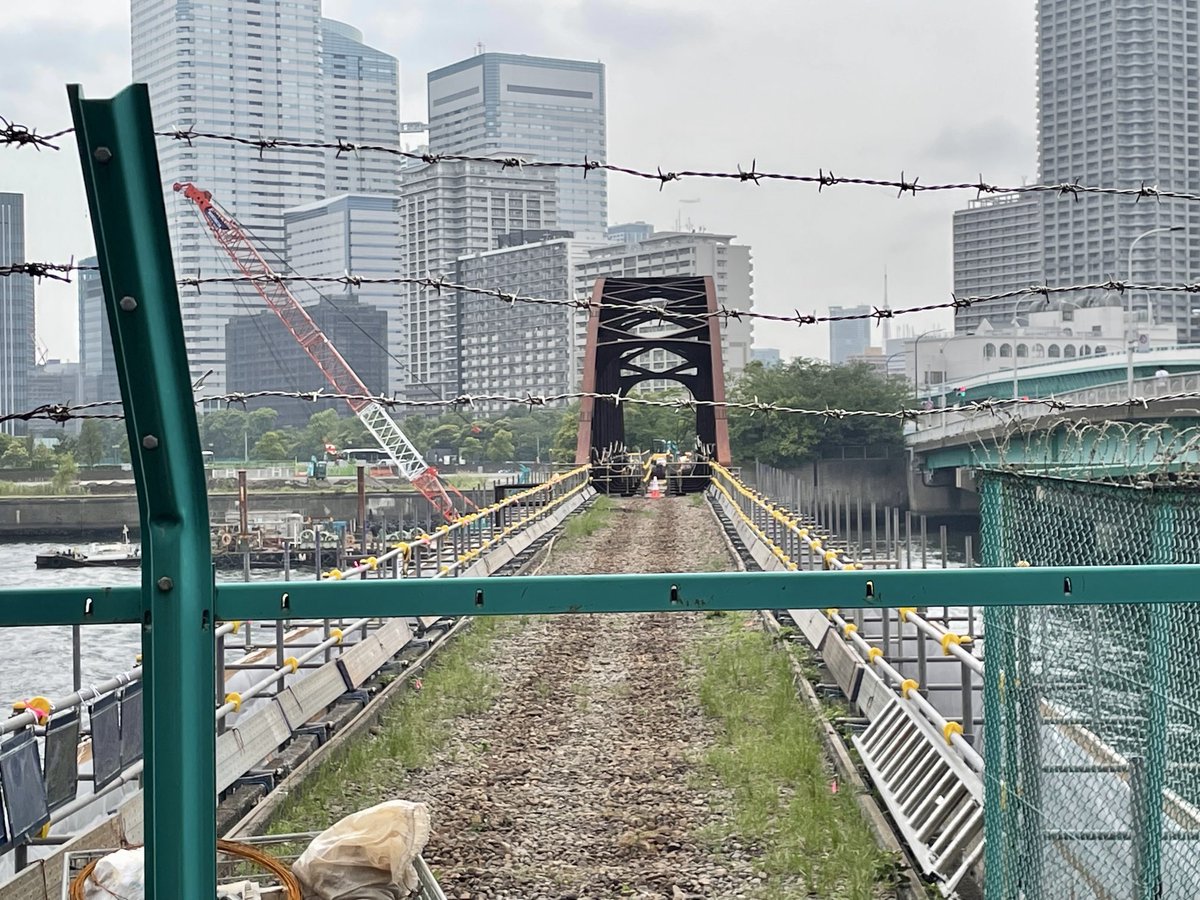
[943,721,964,744]
[224,692,242,712]
[284,656,299,673]
[898,607,916,623]
[330,627,344,644]
[867,647,883,663]
[900,678,919,698]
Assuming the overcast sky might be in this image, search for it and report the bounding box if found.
[0,1,1038,365]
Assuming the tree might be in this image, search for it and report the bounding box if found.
[727,359,908,467]
[0,442,29,469]
[486,428,515,463]
[460,436,484,464]
[76,420,105,467]
[252,430,291,460]
[51,453,78,493]
[30,443,56,471]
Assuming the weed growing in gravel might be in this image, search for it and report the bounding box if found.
[559,494,613,545]
[697,618,894,899]
[266,616,511,833]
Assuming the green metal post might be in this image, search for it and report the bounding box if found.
[1137,501,1174,899]
[70,84,216,899]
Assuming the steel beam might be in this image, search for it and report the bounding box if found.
[207,565,1200,622]
[0,586,140,625]
[70,83,217,899]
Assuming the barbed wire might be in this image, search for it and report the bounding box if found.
[5,119,1199,203]
[11,387,1200,428]
[3,260,1196,327]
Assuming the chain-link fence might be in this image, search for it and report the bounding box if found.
[980,471,1200,899]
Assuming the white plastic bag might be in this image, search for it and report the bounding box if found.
[292,800,431,900]
[83,847,144,900]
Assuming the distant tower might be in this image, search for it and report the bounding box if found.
[0,193,33,436]
[427,52,608,238]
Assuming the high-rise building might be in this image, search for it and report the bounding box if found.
[606,222,654,245]
[283,194,405,396]
[77,256,120,405]
[225,298,387,429]
[572,232,755,390]
[321,19,401,196]
[1038,0,1199,342]
[829,306,871,365]
[953,1,1200,340]
[427,53,607,237]
[131,1,397,394]
[399,160,559,403]
[751,347,782,367]
[27,361,82,437]
[0,193,33,436]
[953,194,1044,334]
[457,236,607,412]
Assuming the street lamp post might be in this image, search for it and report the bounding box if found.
[1126,225,1184,393]
[911,329,944,405]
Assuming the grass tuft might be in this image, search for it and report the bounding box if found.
[266,616,511,834]
[697,617,896,899]
[559,494,613,545]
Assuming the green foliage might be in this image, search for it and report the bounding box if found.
[51,453,78,493]
[76,420,106,466]
[0,441,30,469]
[698,617,894,898]
[728,359,907,467]
[485,427,515,462]
[459,436,483,463]
[251,430,292,460]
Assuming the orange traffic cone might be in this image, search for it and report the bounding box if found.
[648,476,663,499]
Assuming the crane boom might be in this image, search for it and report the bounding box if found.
[173,181,467,522]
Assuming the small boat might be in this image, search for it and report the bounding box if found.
[35,526,141,569]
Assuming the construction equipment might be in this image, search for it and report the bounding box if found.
[173,182,467,521]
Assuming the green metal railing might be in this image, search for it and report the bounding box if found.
[5,83,1198,897]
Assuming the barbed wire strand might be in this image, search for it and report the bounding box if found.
[11,388,1200,428]
[3,119,1197,203]
[3,261,1196,328]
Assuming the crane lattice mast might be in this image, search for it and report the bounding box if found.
[174,181,466,522]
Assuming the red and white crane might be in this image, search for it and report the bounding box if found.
[174,181,468,522]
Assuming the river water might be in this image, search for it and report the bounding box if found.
[0,541,318,703]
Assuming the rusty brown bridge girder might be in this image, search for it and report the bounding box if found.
[574,276,731,465]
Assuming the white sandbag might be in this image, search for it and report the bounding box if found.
[292,800,431,900]
[83,847,144,900]
[218,881,263,899]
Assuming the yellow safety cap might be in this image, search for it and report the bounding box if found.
[842,623,858,636]
[900,678,919,698]
[230,620,242,634]
[1015,559,1031,568]
[326,568,343,580]
[825,608,839,617]
[330,627,344,644]
[225,692,242,712]
[135,653,143,665]
[365,556,378,570]
[798,528,809,538]
[786,561,799,571]
[823,550,838,564]
[941,633,965,655]
[38,822,50,840]
[943,721,964,745]
[843,562,859,571]
[284,656,299,674]
[898,607,916,622]
[867,647,883,663]
[810,538,822,550]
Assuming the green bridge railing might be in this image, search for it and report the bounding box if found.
[3,83,1196,898]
